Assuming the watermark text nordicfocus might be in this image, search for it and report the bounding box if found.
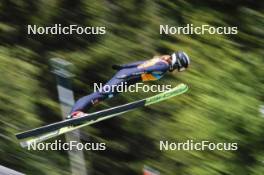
[27,140,106,151]
[160,24,238,35]
[94,82,172,93]
[27,24,106,35]
[160,140,238,151]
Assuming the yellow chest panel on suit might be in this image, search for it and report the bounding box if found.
[137,58,160,69]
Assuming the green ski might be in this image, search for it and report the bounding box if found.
[16,83,188,148]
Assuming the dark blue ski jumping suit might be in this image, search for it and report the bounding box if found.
[71,57,170,113]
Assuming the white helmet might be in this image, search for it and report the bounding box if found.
[170,51,190,71]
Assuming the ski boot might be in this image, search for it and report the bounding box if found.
[66,111,86,120]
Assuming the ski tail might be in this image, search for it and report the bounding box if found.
[16,83,188,148]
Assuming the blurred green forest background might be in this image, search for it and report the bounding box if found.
[0,0,263,175]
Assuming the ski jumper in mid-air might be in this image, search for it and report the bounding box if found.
[68,51,190,119]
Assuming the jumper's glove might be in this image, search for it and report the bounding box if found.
[66,111,86,119]
[112,64,123,70]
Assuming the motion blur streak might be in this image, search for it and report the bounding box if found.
[0,0,263,175]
